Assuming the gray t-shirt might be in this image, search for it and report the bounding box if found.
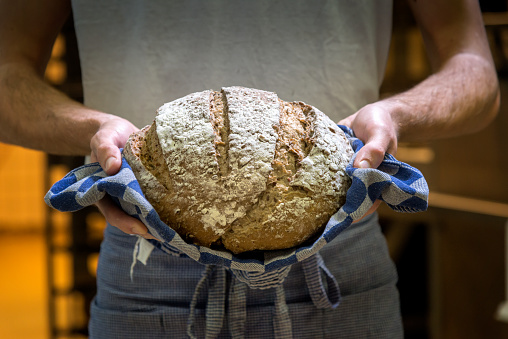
[71,0,392,128]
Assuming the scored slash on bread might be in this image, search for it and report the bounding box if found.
[124,86,353,254]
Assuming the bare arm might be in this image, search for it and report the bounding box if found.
[340,0,500,169]
[0,0,141,171]
[0,0,152,237]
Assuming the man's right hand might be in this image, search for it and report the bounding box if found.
[90,116,158,240]
[90,116,139,175]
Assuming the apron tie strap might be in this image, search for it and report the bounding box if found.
[187,253,339,338]
[228,278,247,338]
[187,265,226,339]
[302,253,341,309]
[272,285,293,338]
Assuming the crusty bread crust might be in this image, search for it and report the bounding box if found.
[125,86,353,253]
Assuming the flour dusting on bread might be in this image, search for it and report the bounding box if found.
[124,86,353,253]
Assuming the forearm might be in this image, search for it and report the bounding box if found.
[0,62,115,155]
[340,49,499,169]
[383,52,499,143]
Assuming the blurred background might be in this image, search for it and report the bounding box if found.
[1,1,508,338]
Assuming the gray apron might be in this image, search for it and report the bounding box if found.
[89,213,402,338]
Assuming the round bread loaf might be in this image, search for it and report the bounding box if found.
[124,86,353,254]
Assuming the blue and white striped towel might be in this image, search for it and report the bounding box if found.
[45,126,428,288]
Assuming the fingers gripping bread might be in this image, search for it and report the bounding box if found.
[124,86,353,253]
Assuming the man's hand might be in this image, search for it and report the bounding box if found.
[90,116,138,175]
[338,101,400,221]
[95,195,157,240]
[90,116,157,240]
[338,101,398,170]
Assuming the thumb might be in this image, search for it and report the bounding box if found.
[90,142,123,175]
[354,136,396,169]
[90,117,138,176]
[337,114,355,127]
